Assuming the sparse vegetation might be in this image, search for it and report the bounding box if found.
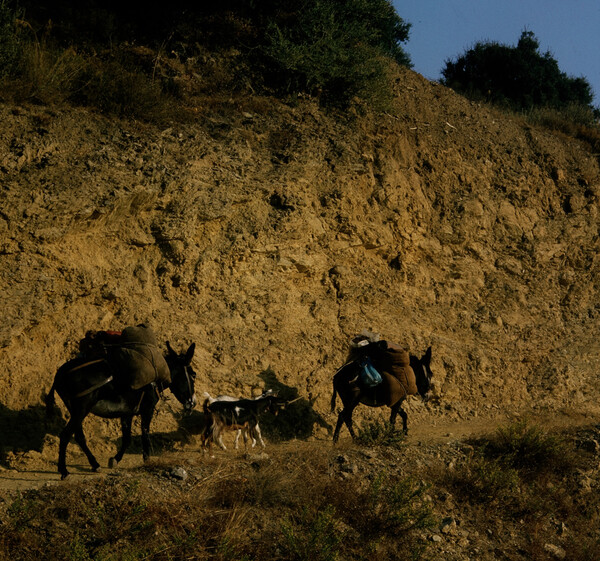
[434,422,599,560]
[4,425,597,560]
[0,447,434,561]
[356,419,406,446]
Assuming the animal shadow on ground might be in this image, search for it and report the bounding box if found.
[0,400,62,465]
[177,367,332,446]
[112,428,190,458]
[258,367,332,441]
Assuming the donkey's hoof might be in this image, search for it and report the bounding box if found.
[92,465,101,473]
[60,472,69,480]
[108,457,117,468]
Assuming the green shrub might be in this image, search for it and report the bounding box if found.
[356,419,406,446]
[462,456,521,503]
[262,0,411,108]
[482,420,575,479]
[281,505,344,561]
[442,31,595,112]
[366,474,435,533]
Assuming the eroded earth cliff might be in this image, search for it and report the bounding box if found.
[1,67,600,458]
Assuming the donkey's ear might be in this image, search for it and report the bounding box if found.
[424,346,432,363]
[166,341,175,355]
[185,343,196,363]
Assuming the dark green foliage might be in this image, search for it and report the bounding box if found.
[0,0,21,78]
[262,0,411,107]
[442,31,595,111]
[6,0,412,111]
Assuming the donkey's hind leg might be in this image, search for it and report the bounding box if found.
[73,426,101,473]
[58,413,90,480]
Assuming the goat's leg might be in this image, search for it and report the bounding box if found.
[110,417,132,468]
[234,429,242,449]
[200,425,214,458]
[253,423,265,448]
[212,423,227,450]
[73,426,101,473]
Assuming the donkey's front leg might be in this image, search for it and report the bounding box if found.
[110,416,133,468]
[389,401,409,434]
[74,426,101,473]
[333,405,357,443]
[139,404,157,462]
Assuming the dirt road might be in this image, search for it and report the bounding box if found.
[2,407,596,494]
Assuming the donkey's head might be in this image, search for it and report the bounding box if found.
[411,346,434,402]
[165,342,197,412]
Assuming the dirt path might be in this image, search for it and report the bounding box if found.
[2,407,597,495]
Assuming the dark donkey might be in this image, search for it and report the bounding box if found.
[331,347,433,442]
[45,341,197,479]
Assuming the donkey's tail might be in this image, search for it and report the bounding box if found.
[45,383,57,418]
[330,382,337,413]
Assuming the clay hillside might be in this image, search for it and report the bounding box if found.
[1,64,600,452]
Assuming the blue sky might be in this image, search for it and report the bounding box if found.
[392,0,600,105]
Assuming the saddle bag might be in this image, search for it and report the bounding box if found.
[109,325,171,390]
[358,357,382,388]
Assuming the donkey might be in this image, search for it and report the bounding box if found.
[45,341,197,479]
[331,347,433,442]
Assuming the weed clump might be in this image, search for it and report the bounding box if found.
[356,420,406,447]
[482,420,576,479]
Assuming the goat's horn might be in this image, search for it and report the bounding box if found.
[286,396,302,404]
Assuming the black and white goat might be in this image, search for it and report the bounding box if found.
[201,391,283,455]
[202,390,273,449]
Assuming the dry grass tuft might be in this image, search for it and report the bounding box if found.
[0,444,433,560]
